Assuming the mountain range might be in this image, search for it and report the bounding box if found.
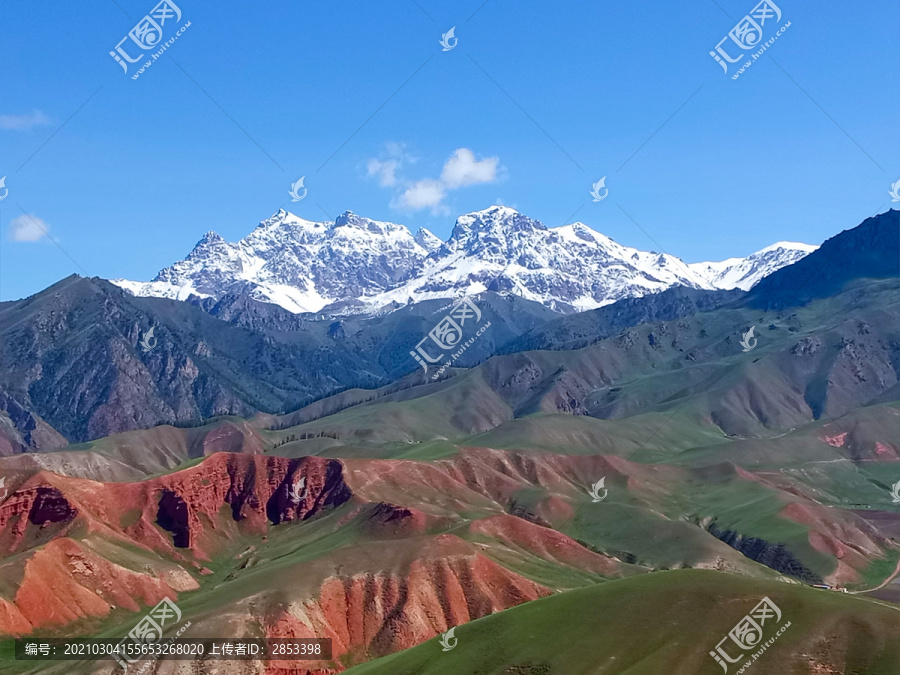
[113,206,816,315]
[0,210,895,449]
[0,210,898,675]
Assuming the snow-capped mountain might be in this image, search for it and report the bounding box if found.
[115,210,434,313]
[687,241,818,291]
[113,206,816,314]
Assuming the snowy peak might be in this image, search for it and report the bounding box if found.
[758,241,818,255]
[113,207,815,315]
[198,230,225,245]
[450,206,546,239]
[415,228,442,253]
[182,230,230,261]
[454,205,529,226]
[446,206,551,263]
[334,211,389,232]
[333,211,367,228]
[129,209,432,313]
[556,222,629,258]
[688,241,819,291]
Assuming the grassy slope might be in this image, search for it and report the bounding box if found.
[343,569,900,675]
[1,281,897,672]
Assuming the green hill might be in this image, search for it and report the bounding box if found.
[344,569,900,675]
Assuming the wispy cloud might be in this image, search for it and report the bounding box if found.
[0,109,52,131]
[367,158,401,187]
[385,147,501,214]
[10,214,50,242]
[366,142,414,187]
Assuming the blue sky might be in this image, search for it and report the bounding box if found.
[1,0,897,301]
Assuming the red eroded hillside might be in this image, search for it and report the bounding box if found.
[0,454,352,634]
[1,445,896,672]
[261,534,552,671]
[0,451,600,642]
[469,514,618,575]
[0,454,351,558]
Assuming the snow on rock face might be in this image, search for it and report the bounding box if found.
[414,228,442,253]
[115,210,428,313]
[687,242,819,291]
[111,206,816,314]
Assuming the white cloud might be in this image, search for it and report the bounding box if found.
[396,179,446,211]
[0,109,52,131]
[440,148,499,188]
[388,147,502,213]
[367,158,400,187]
[10,214,50,242]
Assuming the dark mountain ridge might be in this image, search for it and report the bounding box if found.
[746,209,899,308]
[0,210,895,448]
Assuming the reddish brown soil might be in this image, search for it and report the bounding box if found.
[13,538,196,631]
[821,432,847,448]
[0,444,894,674]
[873,441,899,459]
[261,534,551,670]
[469,514,618,575]
[0,454,351,635]
[779,502,890,585]
[362,502,448,538]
